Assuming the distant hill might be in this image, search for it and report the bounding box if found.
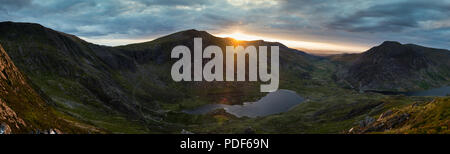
[335,41,450,92]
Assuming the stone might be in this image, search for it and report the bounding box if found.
[244,126,255,134]
[0,123,11,134]
[181,129,194,134]
[359,116,375,128]
[377,110,393,121]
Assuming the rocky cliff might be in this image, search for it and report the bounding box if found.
[0,43,97,134]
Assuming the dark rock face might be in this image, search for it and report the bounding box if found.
[359,116,375,128]
[339,41,450,92]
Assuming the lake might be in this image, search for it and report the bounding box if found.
[367,86,450,96]
[182,89,305,118]
[404,86,450,96]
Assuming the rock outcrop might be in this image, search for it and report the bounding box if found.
[0,43,94,133]
[349,97,449,134]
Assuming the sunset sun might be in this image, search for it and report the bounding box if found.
[215,31,369,53]
[216,31,263,41]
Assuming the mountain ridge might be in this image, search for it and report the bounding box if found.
[335,41,450,92]
[0,21,318,133]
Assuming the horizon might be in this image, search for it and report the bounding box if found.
[79,28,373,54]
[1,0,449,54]
[1,21,448,55]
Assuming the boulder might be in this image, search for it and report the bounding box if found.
[359,116,375,128]
[0,123,11,134]
[377,110,393,121]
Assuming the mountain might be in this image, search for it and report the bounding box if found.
[0,43,97,134]
[1,21,447,134]
[335,41,450,92]
[0,22,319,133]
[0,21,172,133]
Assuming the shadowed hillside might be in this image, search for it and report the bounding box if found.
[335,41,450,92]
[0,22,319,133]
[0,44,98,134]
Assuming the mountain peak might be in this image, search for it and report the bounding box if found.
[183,29,204,33]
[344,40,450,92]
[0,21,45,29]
[174,29,214,38]
[366,41,406,55]
[380,41,402,46]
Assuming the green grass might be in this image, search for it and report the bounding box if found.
[377,97,449,134]
[26,74,152,133]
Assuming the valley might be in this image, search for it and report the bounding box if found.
[0,21,448,134]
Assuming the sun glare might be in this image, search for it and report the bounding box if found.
[215,31,369,53]
[216,31,263,41]
[84,31,369,54]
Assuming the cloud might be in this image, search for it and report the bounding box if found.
[0,0,448,50]
[328,0,450,32]
[0,0,32,11]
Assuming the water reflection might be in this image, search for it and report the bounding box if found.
[183,89,304,118]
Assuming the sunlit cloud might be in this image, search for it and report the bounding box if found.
[215,31,369,53]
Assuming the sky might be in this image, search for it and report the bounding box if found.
[0,0,449,54]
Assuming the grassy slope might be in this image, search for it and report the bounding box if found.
[0,22,153,133]
[358,97,449,134]
[385,97,449,134]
